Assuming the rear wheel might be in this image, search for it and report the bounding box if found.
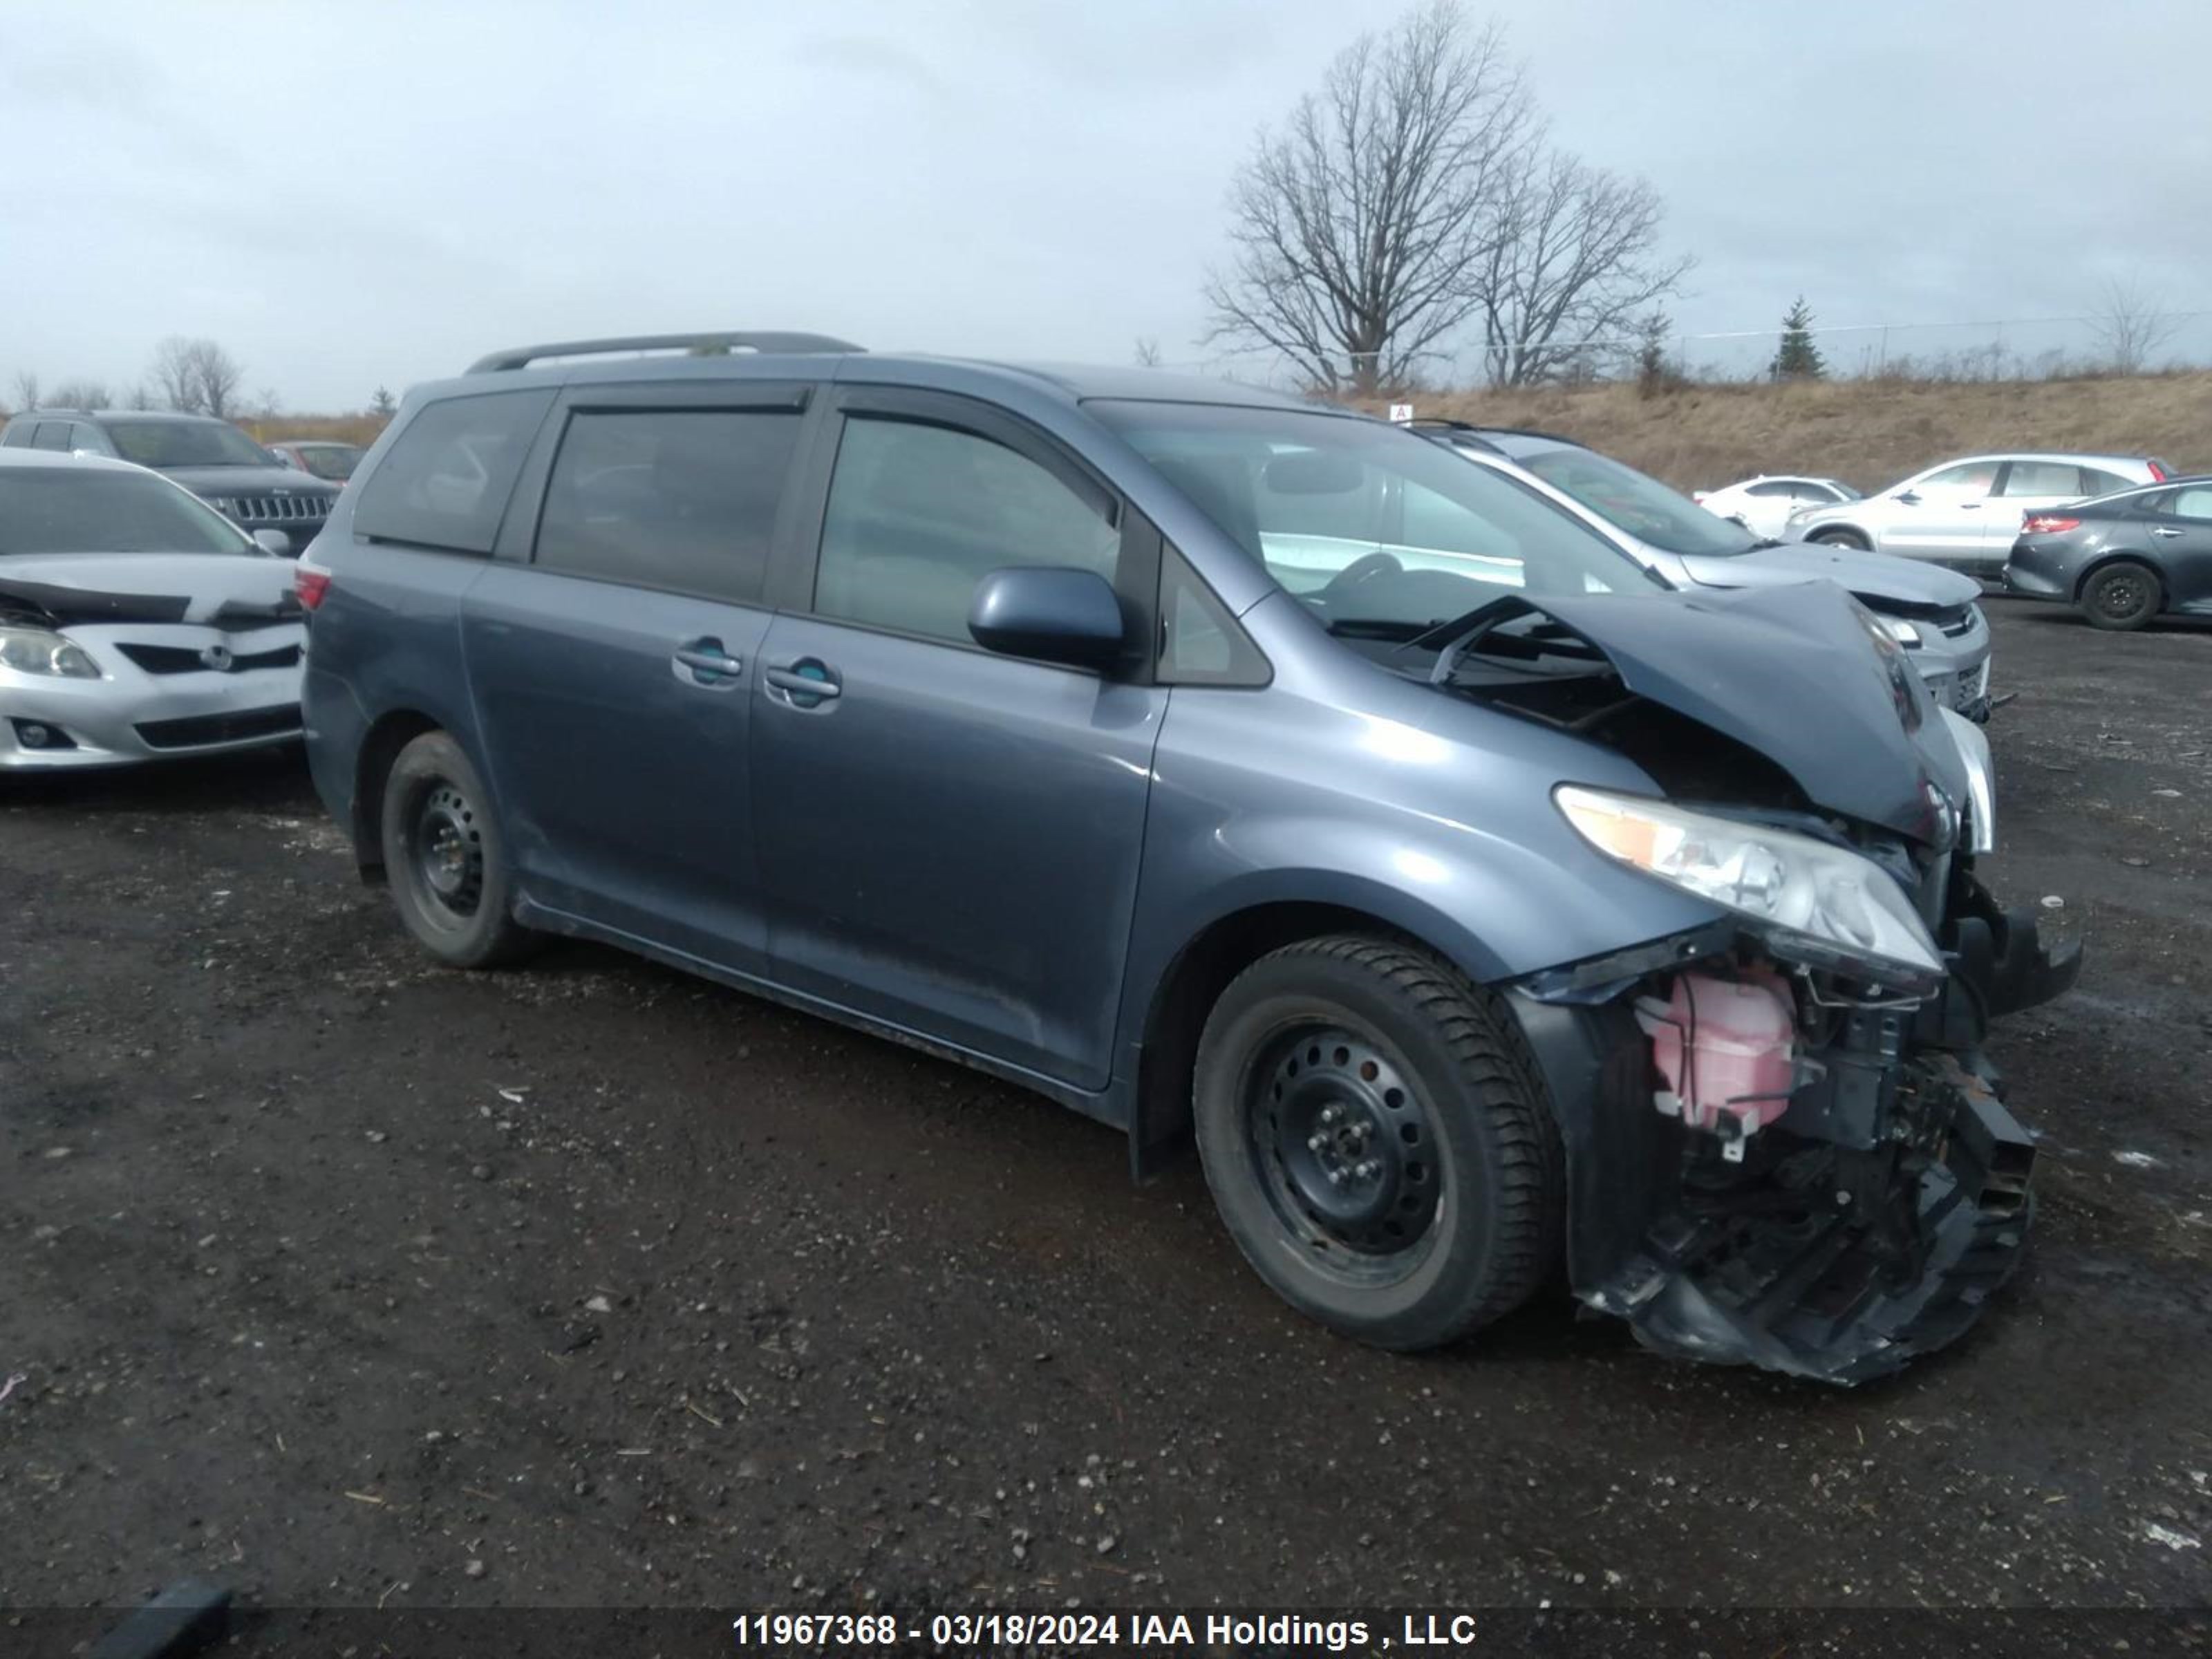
[378,731,536,967]
[1809,527,1871,551]
[1192,935,1563,1351]
[2080,561,2160,631]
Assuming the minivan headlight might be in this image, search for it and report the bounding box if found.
[0,626,100,678]
[1555,785,1942,980]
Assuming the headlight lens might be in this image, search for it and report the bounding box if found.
[1879,615,1923,648]
[1555,785,1942,980]
[0,626,100,678]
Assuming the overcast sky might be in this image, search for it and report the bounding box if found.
[4,0,2209,411]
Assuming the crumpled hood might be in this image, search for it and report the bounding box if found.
[1478,584,1970,843]
[0,552,302,626]
[1680,543,1981,610]
[159,465,341,502]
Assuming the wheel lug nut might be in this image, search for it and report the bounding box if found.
[1307,1134,1327,1152]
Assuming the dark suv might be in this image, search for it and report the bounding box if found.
[297,332,2078,1383]
[1,409,339,553]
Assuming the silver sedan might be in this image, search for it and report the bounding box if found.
[1,450,306,770]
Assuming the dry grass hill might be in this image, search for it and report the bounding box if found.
[1394,371,2212,494]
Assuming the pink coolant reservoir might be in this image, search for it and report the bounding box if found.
[1633,971,1799,1158]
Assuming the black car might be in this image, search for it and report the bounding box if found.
[0,409,339,554]
[2004,476,2212,630]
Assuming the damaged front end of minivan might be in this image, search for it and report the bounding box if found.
[1445,589,2079,1384]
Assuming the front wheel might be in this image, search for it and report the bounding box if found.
[2079,561,2161,631]
[1809,527,1871,551]
[378,731,537,968]
[1192,935,1563,1351]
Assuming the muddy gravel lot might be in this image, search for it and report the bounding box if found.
[1,599,2208,1635]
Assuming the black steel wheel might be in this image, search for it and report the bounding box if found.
[379,731,536,968]
[1248,1024,1443,1271]
[1193,935,1564,1351]
[2081,561,2160,631]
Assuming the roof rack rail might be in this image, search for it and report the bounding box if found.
[467,332,864,375]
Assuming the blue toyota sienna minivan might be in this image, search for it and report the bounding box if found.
[297,332,2079,1383]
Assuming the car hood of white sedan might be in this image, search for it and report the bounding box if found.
[1680,543,1982,609]
[0,552,302,626]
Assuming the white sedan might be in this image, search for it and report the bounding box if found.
[1696,475,1859,539]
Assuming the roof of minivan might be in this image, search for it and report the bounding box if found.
[449,349,1320,413]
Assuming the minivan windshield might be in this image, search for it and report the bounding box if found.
[0,467,257,556]
[1092,402,1662,634]
[102,419,279,470]
[1512,444,1761,558]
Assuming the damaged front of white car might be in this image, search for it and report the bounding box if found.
[0,451,306,769]
[1460,588,2079,1384]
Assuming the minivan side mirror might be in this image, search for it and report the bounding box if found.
[968,566,1126,669]
[252,528,294,556]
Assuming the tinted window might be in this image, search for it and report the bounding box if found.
[31,423,72,452]
[2000,461,2083,498]
[814,417,1121,644]
[102,419,274,467]
[1923,462,1999,492]
[354,391,552,554]
[0,467,254,556]
[2079,467,2130,496]
[69,423,115,455]
[2168,487,2212,522]
[1746,480,1799,498]
[1094,402,1660,634]
[534,409,800,603]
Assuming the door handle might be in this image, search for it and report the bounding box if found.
[765,663,841,704]
[2151,526,2184,538]
[1959,502,1982,510]
[673,639,744,686]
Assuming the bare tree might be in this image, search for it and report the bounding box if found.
[48,379,113,410]
[124,383,156,411]
[2090,276,2180,374]
[12,371,41,411]
[1472,151,1692,386]
[187,341,245,419]
[1204,2,1533,395]
[146,336,245,415]
[1132,336,1163,368]
[371,386,397,418]
[151,337,202,411]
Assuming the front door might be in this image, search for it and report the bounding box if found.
[463,397,809,971]
[751,392,1165,1089]
[1880,459,2002,561]
[2139,484,2212,612]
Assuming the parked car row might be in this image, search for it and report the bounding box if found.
[1,409,348,552]
[1,337,2088,1386]
[1696,447,2205,629]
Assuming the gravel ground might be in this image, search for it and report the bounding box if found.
[1,599,2207,1629]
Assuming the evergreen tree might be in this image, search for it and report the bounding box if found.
[1770,297,1824,380]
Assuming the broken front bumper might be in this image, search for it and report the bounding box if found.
[1507,888,2081,1385]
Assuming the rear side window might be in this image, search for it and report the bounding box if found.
[1745,480,1799,498]
[354,391,552,554]
[813,416,1121,644]
[30,422,71,452]
[1998,461,2081,497]
[2078,467,2130,496]
[534,409,800,604]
